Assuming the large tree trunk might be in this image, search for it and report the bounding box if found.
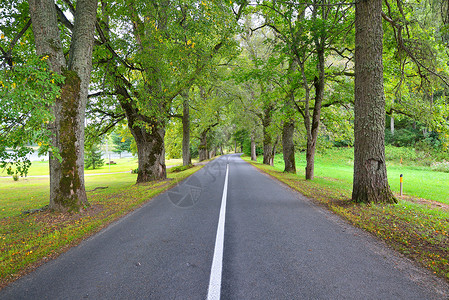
[262,135,272,164]
[132,125,166,183]
[282,119,296,173]
[250,132,257,161]
[182,93,191,166]
[262,107,273,165]
[270,136,279,166]
[210,148,216,159]
[49,71,87,211]
[199,131,208,162]
[305,33,325,180]
[283,63,297,173]
[29,0,97,212]
[353,0,396,204]
[116,81,166,183]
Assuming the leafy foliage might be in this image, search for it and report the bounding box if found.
[111,131,131,155]
[0,55,63,177]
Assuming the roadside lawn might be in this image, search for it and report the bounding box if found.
[0,157,197,177]
[244,152,449,282]
[0,164,204,289]
[268,147,449,205]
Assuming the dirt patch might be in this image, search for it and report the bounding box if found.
[400,195,449,211]
[33,204,105,226]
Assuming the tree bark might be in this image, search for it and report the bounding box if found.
[390,98,395,135]
[262,106,273,165]
[353,0,396,204]
[305,20,326,180]
[29,0,98,212]
[283,61,297,173]
[199,131,208,162]
[181,92,191,166]
[270,136,279,166]
[282,119,296,173]
[390,115,395,135]
[133,125,166,183]
[210,148,216,159]
[250,131,257,161]
[263,135,272,164]
[115,81,166,183]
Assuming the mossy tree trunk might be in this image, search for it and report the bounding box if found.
[198,123,217,162]
[199,130,208,162]
[283,61,297,174]
[353,0,396,204]
[262,105,274,165]
[182,92,192,166]
[115,82,166,183]
[133,125,166,183]
[282,119,296,173]
[49,71,87,211]
[29,0,97,212]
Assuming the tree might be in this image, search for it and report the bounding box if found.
[352,0,396,204]
[28,0,98,211]
[92,0,246,183]
[111,131,131,158]
[190,84,221,161]
[282,60,298,173]
[254,0,354,178]
[165,118,183,160]
[236,21,281,166]
[84,142,104,169]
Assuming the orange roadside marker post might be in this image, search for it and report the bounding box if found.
[400,174,403,196]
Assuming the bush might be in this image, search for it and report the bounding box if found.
[333,139,353,147]
[385,145,417,161]
[169,165,192,173]
[385,128,422,147]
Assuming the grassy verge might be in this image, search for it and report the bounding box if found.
[243,156,449,282]
[0,164,203,289]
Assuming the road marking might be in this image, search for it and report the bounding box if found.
[207,163,229,300]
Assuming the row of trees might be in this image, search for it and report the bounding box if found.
[1,0,448,211]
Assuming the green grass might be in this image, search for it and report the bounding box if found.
[0,174,138,218]
[245,150,449,282]
[0,164,205,288]
[0,157,196,177]
[262,147,449,205]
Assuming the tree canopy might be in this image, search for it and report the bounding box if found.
[1,0,448,208]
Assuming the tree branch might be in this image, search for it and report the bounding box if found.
[55,4,74,31]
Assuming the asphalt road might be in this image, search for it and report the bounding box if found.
[1,154,448,299]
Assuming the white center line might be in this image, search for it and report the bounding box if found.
[207,163,229,300]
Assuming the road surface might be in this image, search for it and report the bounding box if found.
[1,154,448,299]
